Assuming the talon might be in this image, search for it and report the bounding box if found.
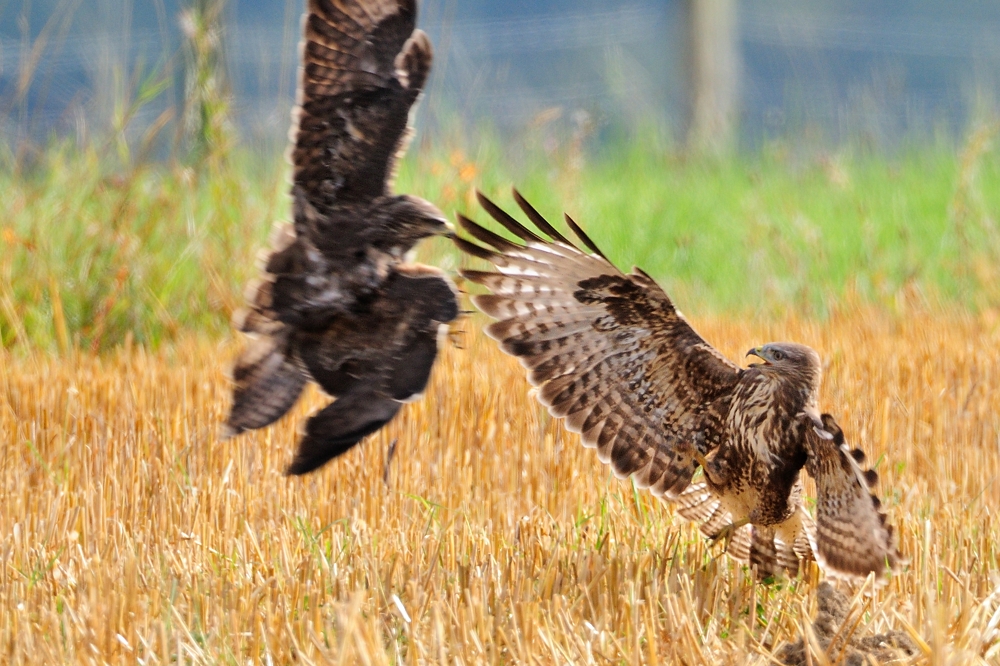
[447,324,467,350]
[692,448,721,486]
[708,517,750,553]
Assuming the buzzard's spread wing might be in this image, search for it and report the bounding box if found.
[293,0,430,208]
[805,413,902,579]
[457,190,742,497]
[287,266,459,475]
[240,0,438,329]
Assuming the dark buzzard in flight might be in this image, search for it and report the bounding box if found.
[455,190,901,580]
[225,0,458,475]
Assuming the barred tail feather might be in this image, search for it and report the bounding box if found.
[225,329,307,436]
[806,414,903,581]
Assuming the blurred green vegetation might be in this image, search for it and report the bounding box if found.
[419,124,1000,315]
[2,124,999,353]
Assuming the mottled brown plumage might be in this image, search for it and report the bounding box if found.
[225,0,458,474]
[456,190,901,580]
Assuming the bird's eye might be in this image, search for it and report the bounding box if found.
[772,350,784,361]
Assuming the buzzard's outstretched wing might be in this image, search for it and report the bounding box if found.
[805,413,902,579]
[293,0,430,209]
[239,0,439,329]
[456,190,742,497]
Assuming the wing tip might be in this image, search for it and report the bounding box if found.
[398,29,433,91]
[510,187,573,246]
[563,212,608,261]
[476,190,545,244]
[453,234,499,262]
[220,423,242,441]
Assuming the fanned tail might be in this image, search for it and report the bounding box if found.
[225,327,307,436]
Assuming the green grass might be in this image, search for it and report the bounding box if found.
[446,129,1000,317]
[2,126,999,352]
[0,145,280,351]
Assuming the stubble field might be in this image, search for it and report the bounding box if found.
[3,308,1000,664]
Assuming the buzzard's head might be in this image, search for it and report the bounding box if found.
[387,195,454,249]
[746,342,821,389]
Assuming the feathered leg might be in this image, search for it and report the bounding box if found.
[749,525,782,579]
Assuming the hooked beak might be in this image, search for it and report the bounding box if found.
[746,346,770,366]
[429,218,455,241]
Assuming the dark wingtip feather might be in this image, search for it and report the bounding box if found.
[476,190,545,244]
[286,396,401,475]
[286,452,348,476]
[459,269,502,285]
[630,266,656,282]
[850,448,866,464]
[286,429,362,476]
[455,212,522,252]
[511,187,572,245]
[484,318,519,342]
[470,294,513,319]
[453,235,500,262]
[563,213,608,261]
[221,423,242,440]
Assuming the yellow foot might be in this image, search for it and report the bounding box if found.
[708,517,751,553]
[691,449,721,486]
[447,324,467,350]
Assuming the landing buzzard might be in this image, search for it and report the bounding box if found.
[455,190,900,580]
[225,0,458,475]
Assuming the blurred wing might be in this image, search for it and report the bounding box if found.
[379,265,460,402]
[289,389,402,475]
[225,326,307,436]
[456,190,741,497]
[292,0,431,207]
[805,413,902,580]
[288,266,458,474]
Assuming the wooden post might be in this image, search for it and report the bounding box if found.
[685,0,739,153]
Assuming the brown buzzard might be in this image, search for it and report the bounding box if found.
[224,0,458,475]
[455,190,901,580]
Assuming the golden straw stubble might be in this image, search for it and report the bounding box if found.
[1,310,998,663]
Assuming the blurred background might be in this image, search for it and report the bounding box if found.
[4,0,1000,153]
[2,0,1000,352]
